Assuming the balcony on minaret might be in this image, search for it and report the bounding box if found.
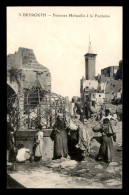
[84,53,97,58]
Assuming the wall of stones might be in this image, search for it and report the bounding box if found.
[101,66,119,79]
[116,60,123,80]
[105,78,122,102]
[7,47,51,92]
[15,130,54,159]
[7,50,22,69]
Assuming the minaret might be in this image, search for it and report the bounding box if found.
[84,37,97,80]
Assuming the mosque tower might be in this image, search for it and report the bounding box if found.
[84,37,97,80]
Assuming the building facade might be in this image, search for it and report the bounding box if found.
[7,47,66,159]
[80,42,122,111]
[101,66,119,79]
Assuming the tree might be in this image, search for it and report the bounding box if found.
[8,68,23,92]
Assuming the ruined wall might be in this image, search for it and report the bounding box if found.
[7,48,57,159]
[101,66,119,79]
[7,50,22,69]
[7,47,51,131]
[7,47,51,92]
[104,78,122,102]
[116,60,123,80]
[110,79,122,93]
[100,64,122,103]
[95,93,105,105]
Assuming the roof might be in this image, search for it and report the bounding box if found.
[84,53,97,57]
[84,40,97,56]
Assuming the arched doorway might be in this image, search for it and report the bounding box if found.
[7,79,67,130]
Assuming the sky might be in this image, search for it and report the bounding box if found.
[7,6,122,99]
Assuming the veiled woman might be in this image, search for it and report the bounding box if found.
[95,109,117,163]
[66,116,91,161]
[50,112,69,160]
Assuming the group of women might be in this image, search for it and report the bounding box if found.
[50,108,117,163]
[7,108,117,164]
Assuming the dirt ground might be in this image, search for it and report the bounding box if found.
[7,122,122,189]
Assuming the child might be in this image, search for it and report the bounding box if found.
[16,144,32,163]
[33,124,44,161]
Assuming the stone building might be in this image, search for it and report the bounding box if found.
[7,47,52,128]
[99,63,122,103]
[7,47,66,159]
[103,78,122,103]
[84,46,97,80]
[80,41,122,114]
[80,77,98,103]
[80,42,99,105]
[101,66,119,80]
[115,60,123,80]
[7,47,51,93]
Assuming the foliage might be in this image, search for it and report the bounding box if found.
[8,68,22,91]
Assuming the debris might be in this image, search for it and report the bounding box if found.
[75,168,89,174]
[47,163,61,168]
[109,162,118,166]
[114,167,121,172]
[94,164,103,169]
[60,160,77,169]
[106,166,115,173]
[96,173,103,177]
[105,179,122,186]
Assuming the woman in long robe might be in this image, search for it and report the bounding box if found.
[7,122,16,162]
[96,109,116,163]
[50,114,68,159]
[71,117,91,161]
[65,116,91,161]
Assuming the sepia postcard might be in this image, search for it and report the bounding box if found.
[7,6,122,189]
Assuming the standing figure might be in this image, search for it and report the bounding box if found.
[65,116,90,161]
[71,98,75,116]
[50,113,68,159]
[99,105,105,120]
[73,117,90,161]
[96,109,117,163]
[33,124,44,161]
[7,122,16,163]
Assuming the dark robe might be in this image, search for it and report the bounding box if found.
[96,118,114,162]
[50,118,68,159]
[7,122,16,162]
[97,135,113,162]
